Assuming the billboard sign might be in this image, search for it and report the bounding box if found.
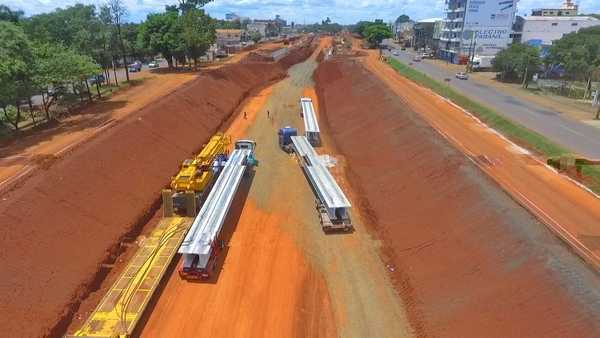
[463,0,518,56]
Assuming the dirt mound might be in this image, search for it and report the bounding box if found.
[0,45,313,337]
[314,58,600,337]
[242,40,315,66]
[243,51,275,63]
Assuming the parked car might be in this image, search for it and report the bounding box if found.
[88,74,106,85]
[413,55,422,62]
[148,60,159,68]
[455,72,469,80]
[392,50,400,56]
[128,61,142,72]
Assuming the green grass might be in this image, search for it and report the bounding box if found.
[387,58,600,194]
[387,58,569,157]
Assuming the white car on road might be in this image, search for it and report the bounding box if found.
[455,72,469,80]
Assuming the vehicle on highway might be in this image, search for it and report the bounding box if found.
[470,55,494,71]
[413,55,422,62]
[392,50,400,56]
[128,61,142,72]
[400,46,406,50]
[455,72,469,80]
[148,60,159,68]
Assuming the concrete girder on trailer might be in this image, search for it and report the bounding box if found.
[291,135,350,210]
[178,148,251,270]
[301,97,320,145]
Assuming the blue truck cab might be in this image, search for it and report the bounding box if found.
[278,126,297,152]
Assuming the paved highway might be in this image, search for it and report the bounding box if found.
[383,46,600,158]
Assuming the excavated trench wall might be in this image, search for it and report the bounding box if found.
[314,57,600,338]
[0,44,315,337]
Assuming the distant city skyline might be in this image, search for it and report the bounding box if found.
[3,0,599,25]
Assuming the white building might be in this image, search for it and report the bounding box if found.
[522,16,600,48]
[440,0,519,63]
[247,22,268,37]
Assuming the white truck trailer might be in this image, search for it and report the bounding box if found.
[178,140,257,280]
[301,97,321,146]
[291,135,352,232]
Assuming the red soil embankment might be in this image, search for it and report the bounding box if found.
[0,45,314,337]
[314,57,600,337]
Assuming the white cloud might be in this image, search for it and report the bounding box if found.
[2,0,599,24]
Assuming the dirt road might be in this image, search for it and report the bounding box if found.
[139,39,413,338]
[0,71,197,191]
[314,52,600,337]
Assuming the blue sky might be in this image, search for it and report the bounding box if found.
[3,0,600,25]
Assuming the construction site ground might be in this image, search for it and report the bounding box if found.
[0,40,285,192]
[0,41,313,337]
[137,37,412,338]
[315,48,600,336]
[3,34,600,338]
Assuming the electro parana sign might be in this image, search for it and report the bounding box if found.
[463,0,518,55]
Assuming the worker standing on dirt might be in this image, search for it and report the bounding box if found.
[244,111,247,119]
[267,110,270,119]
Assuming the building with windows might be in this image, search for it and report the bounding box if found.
[413,18,443,51]
[216,29,244,53]
[274,15,287,28]
[531,0,578,17]
[522,16,600,51]
[440,0,518,64]
[394,21,414,43]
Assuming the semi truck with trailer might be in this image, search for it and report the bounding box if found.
[178,139,257,279]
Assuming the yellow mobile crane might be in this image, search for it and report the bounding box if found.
[164,133,230,216]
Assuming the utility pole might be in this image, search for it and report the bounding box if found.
[467,31,477,73]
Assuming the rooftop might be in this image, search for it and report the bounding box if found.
[418,18,443,23]
[216,29,242,34]
[524,16,599,21]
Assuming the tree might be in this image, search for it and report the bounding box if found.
[215,19,241,30]
[106,0,130,82]
[138,11,183,69]
[493,43,541,86]
[395,15,410,24]
[249,31,262,44]
[548,26,600,98]
[122,23,148,61]
[180,9,215,69]
[177,0,213,14]
[0,21,34,131]
[364,22,392,47]
[0,5,24,23]
[24,4,102,55]
[31,42,100,118]
[353,21,372,35]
